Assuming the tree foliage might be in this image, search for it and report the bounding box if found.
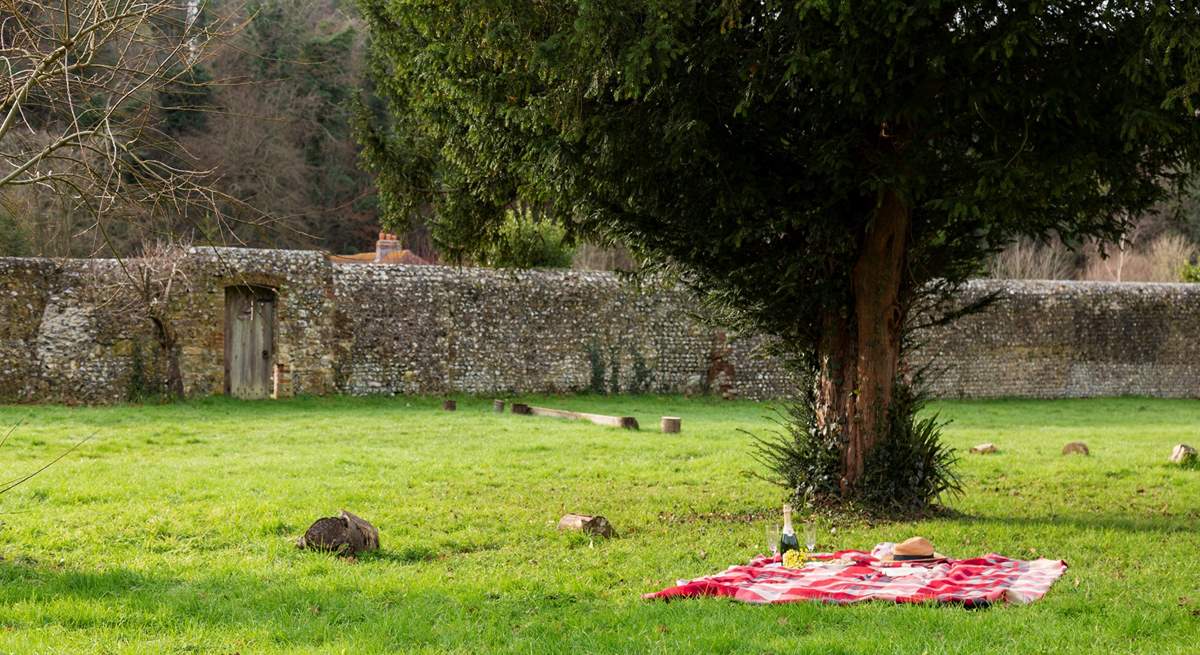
[360,1,1200,501]
[478,207,574,269]
[361,1,1199,325]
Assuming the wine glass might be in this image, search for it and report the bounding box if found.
[804,521,817,553]
[766,525,780,557]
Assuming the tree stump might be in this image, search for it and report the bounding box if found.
[557,514,617,538]
[970,443,997,454]
[493,399,505,413]
[297,510,380,556]
[1062,441,1090,456]
[442,399,456,411]
[1169,443,1197,465]
[661,417,682,434]
[511,403,532,415]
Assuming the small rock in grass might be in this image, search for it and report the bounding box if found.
[558,513,617,538]
[1169,444,1197,465]
[298,510,380,556]
[970,443,998,455]
[1062,442,1090,456]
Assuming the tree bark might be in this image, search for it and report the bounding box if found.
[151,316,185,399]
[815,189,910,496]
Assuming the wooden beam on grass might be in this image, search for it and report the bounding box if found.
[511,404,638,430]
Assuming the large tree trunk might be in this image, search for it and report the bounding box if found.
[815,189,910,496]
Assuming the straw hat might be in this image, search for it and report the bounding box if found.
[885,536,945,562]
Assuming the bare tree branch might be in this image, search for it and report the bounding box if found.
[0,0,266,251]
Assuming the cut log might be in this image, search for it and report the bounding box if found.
[297,510,380,556]
[493,399,505,413]
[661,416,682,434]
[511,403,531,415]
[1169,443,1197,465]
[1062,441,1090,456]
[442,399,457,411]
[557,513,617,538]
[970,443,997,455]
[341,510,380,550]
[519,405,638,430]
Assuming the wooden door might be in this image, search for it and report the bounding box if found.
[224,286,276,399]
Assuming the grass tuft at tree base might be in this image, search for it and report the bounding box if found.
[752,377,962,515]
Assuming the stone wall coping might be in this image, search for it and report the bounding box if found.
[7,253,1198,292]
[332,261,632,284]
[961,278,1200,293]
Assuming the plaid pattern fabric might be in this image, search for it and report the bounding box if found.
[644,549,1067,607]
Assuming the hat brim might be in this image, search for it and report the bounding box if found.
[883,552,946,562]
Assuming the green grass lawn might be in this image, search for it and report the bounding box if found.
[0,396,1196,654]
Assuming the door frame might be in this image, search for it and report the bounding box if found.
[223,284,278,397]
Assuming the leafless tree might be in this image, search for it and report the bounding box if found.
[0,0,263,252]
[1081,231,1196,282]
[177,0,377,254]
[87,238,191,397]
[572,242,636,272]
[127,240,189,396]
[986,236,1077,281]
[0,2,286,397]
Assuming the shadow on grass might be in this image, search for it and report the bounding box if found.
[938,509,1196,534]
[0,560,480,650]
[0,557,807,653]
[0,533,1186,653]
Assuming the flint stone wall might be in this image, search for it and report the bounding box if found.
[0,258,156,403]
[331,264,784,397]
[175,248,336,398]
[2,248,1199,403]
[0,250,338,402]
[915,279,1200,398]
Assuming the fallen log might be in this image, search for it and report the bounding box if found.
[515,405,638,430]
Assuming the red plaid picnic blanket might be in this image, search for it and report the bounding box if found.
[644,549,1067,606]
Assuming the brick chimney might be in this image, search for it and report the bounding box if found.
[374,231,401,263]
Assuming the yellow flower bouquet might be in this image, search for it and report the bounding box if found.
[782,549,807,569]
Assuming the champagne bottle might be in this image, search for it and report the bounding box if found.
[779,504,800,555]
